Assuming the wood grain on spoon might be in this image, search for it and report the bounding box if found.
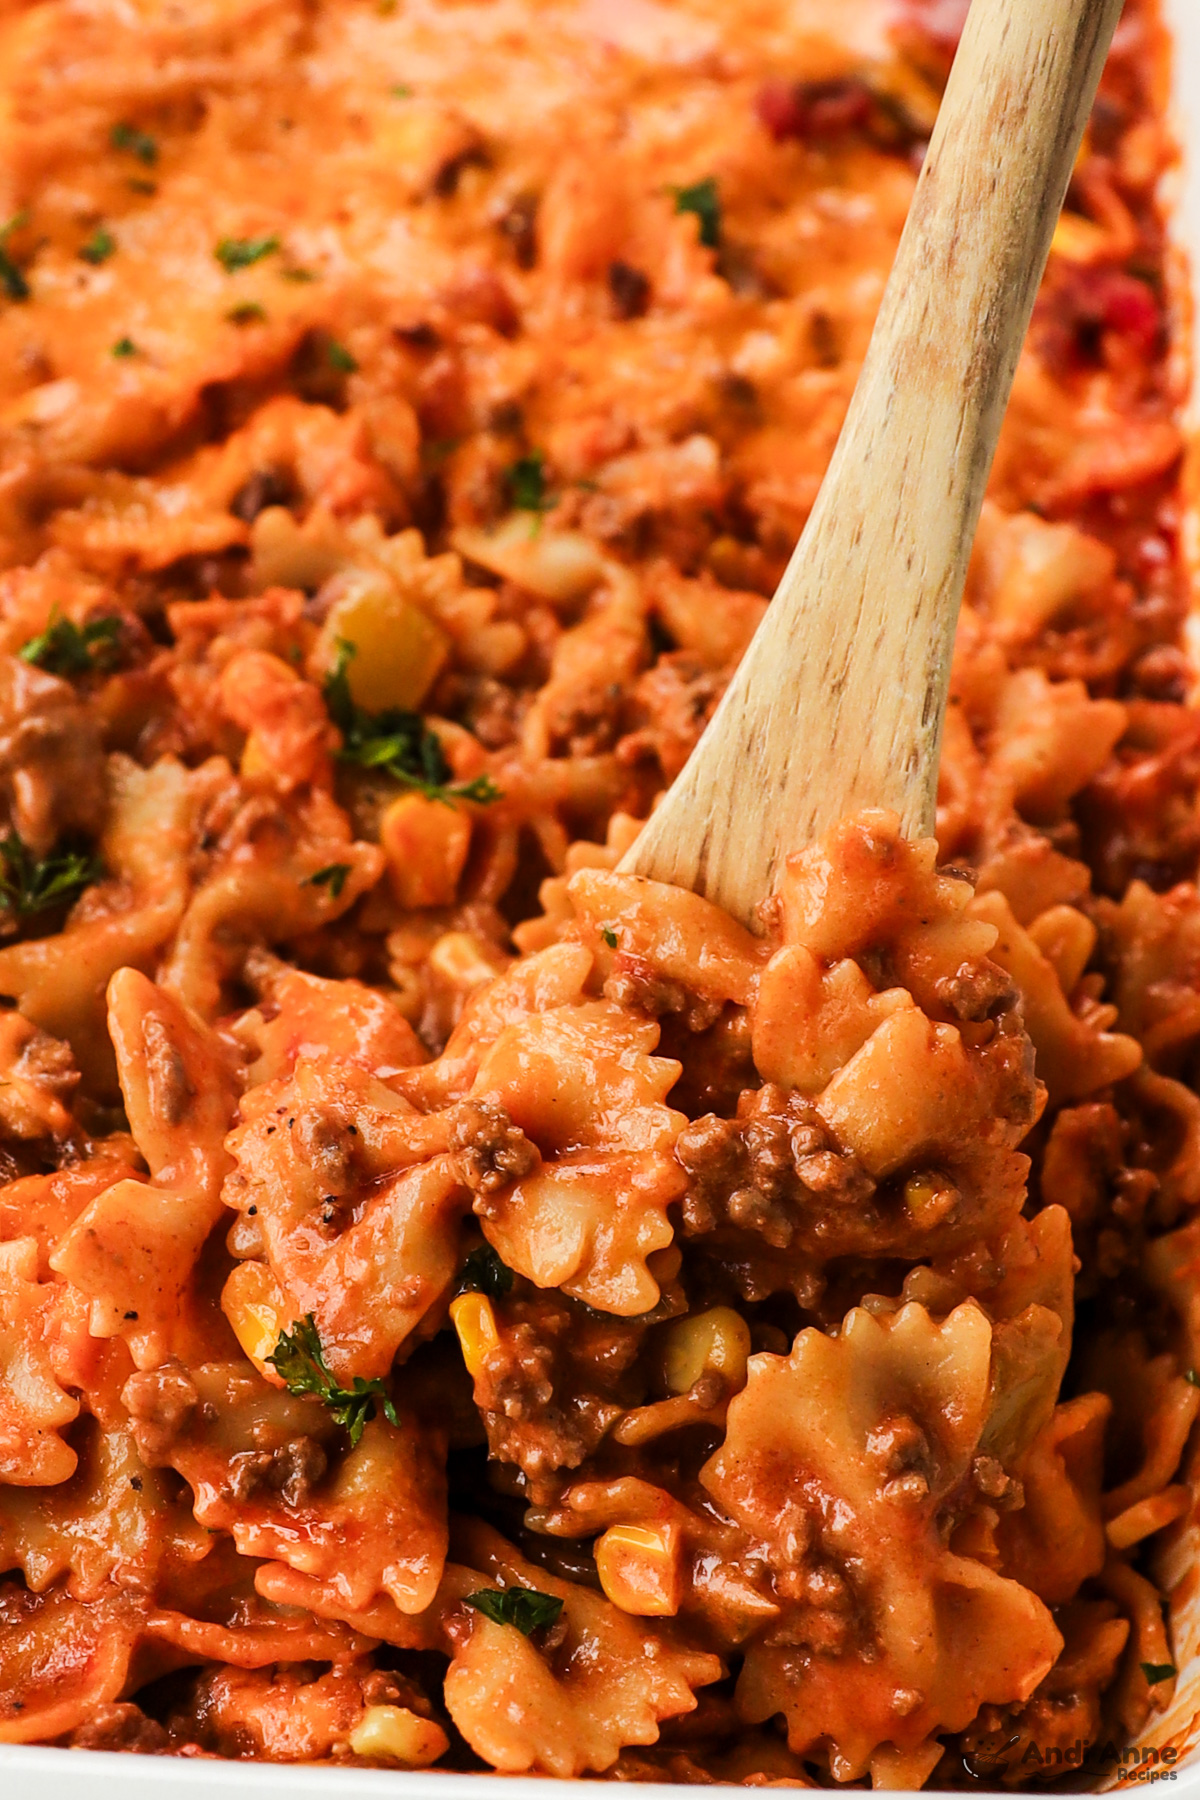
[619,0,1125,927]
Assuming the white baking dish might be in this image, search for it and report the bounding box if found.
[2,4,1199,1796]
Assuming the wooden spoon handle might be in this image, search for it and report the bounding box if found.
[620,0,1124,926]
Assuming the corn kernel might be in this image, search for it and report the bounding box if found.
[450,1291,500,1380]
[903,1174,942,1217]
[316,569,448,712]
[349,1704,449,1767]
[239,730,274,783]
[596,1523,680,1616]
[221,1261,288,1377]
[663,1306,751,1396]
[1051,211,1108,264]
[238,1302,281,1365]
[381,793,472,910]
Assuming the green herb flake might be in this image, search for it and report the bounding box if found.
[227,302,267,325]
[111,336,138,358]
[267,1313,398,1447]
[110,121,158,166]
[304,862,352,900]
[465,1586,563,1636]
[600,926,618,949]
[127,177,158,196]
[327,340,359,373]
[457,1245,514,1300]
[79,227,116,266]
[1141,1663,1178,1685]
[281,266,319,284]
[390,83,413,97]
[0,212,29,303]
[505,451,555,514]
[324,639,501,806]
[0,835,101,921]
[1187,1368,1200,1388]
[215,233,281,273]
[0,254,29,303]
[672,176,721,249]
[20,614,121,678]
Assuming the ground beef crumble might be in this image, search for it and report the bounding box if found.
[222,1435,328,1507]
[676,1084,875,1247]
[450,1099,539,1202]
[473,1292,649,1484]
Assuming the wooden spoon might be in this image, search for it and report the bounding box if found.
[619,0,1125,927]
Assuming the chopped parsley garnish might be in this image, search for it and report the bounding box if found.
[110,121,158,166]
[304,862,352,899]
[466,1586,564,1636]
[20,614,121,677]
[0,213,29,303]
[324,639,501,806]
[1141,1663,1177,1685]
[327,339,358,373]
[673,176,721,249]
[267,1313,398,1447]
[111,336,138,358]
[215,233,281,273]
[0,835,100,920]
[457,1245,514,1299]
[505,451,555,514]
[600,926,618,949]
[227,302,267,325]
[79,227,116,266]
[391,83,414,97]
[1186,1368,1200,1388]
[281,266,318,283]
